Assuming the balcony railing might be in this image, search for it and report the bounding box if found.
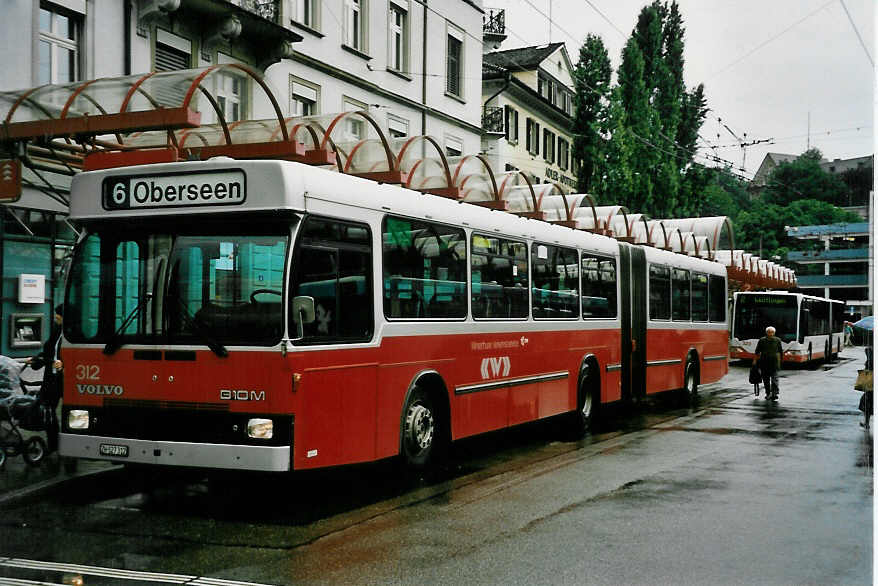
[482,106,504,135]
[230,0,279,23]
[483,9,506,37]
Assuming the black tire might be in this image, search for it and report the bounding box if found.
[0,420,23,457]
[683,357,699,403]
[566,361,599,439]
[23,436,46,466]
[400,386,444,470]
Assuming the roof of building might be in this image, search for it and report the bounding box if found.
[483,42,566,72]
[820,155,874,174]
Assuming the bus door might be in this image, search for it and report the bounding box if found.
[287,216,377,469]
[619,245,647,402]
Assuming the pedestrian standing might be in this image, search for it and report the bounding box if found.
[25,304,64,453]
[754,325,783,401]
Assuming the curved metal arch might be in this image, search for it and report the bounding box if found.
[320,110,396,173]
[397,135,453,190]
[55,78,125,144]
[2,84,56,125]
[496,170,538,209]
[647,220,670,249]
[180,64,291,142]
[451,154,500,202]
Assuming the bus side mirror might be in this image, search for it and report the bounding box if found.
[292,296,316,340]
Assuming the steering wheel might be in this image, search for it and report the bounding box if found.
[250,289,282,303]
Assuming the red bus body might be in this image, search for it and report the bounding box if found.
[60,160,729,471]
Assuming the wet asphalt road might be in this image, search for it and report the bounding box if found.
[0,348,872,585]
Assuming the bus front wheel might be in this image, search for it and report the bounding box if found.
[401,387,444,470]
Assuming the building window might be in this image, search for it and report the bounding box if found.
[38,3,80,84]
[446,27,463,97]
[525,118,540,155]
[504,105,519,143]
[558,138,569,170]
[290,77,319,116]
[343,96,367,140]
[387,114,408,139]
[344,0,367,52]
[445,135,463,157]
[543,129,555,163]
[216,72,245,122]
[389,3,408,73]
[291,0,320,30]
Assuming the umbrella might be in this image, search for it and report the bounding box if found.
[853,316,874,331]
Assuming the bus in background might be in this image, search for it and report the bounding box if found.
[59,159,728,473]
[730,291,844,364]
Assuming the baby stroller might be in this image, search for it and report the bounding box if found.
[0,355,48,468]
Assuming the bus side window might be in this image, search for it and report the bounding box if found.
[648,264,671,320]
[708,275,726,322]
[691,273,708,321]
[383,216,466,320]
[581,252,617,318]
[471,234,528,319]
[532,244,579,320]
[672,268,691,321]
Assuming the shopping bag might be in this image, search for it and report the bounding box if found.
[854,369,873,392]
[748,364,761,384]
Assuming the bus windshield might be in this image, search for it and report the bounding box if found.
[734,295,798,342]
[65,225,289,348]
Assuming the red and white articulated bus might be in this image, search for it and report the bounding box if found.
[59,159,728,472]
[730,291,844,364]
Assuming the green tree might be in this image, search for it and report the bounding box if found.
[571,34,612,194]
[763,148,850,207]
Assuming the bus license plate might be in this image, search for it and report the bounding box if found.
[99,443,129,457]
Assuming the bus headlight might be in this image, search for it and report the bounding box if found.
[247,418,273,439]
[68,410,90,430]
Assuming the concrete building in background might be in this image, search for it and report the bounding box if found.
[0,0,485,358]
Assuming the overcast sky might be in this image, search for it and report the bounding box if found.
[488,0,874,178]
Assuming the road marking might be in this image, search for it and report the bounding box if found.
[0,558,278,586]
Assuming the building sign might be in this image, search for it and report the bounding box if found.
[102,170,246,210]
[18,274,45,304]
[0,159,21,203]
[544,167,576,188]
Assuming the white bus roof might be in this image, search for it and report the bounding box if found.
[70,159,725,271]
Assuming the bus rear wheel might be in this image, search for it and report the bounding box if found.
[566,361,599,439]
[683,357,699,404]
[401,387,444,470]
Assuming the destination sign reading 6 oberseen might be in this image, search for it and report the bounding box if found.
[102,170,246,210]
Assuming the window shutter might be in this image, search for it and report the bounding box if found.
[155,42,189,72]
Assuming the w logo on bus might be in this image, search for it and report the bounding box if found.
[480,356,511,380]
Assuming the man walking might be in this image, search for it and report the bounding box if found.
[754,326,783,401]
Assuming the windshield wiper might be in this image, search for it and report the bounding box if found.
[103,293,153,355]
[173,296,229,358]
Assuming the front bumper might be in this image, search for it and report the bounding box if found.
[60,433,291,471]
